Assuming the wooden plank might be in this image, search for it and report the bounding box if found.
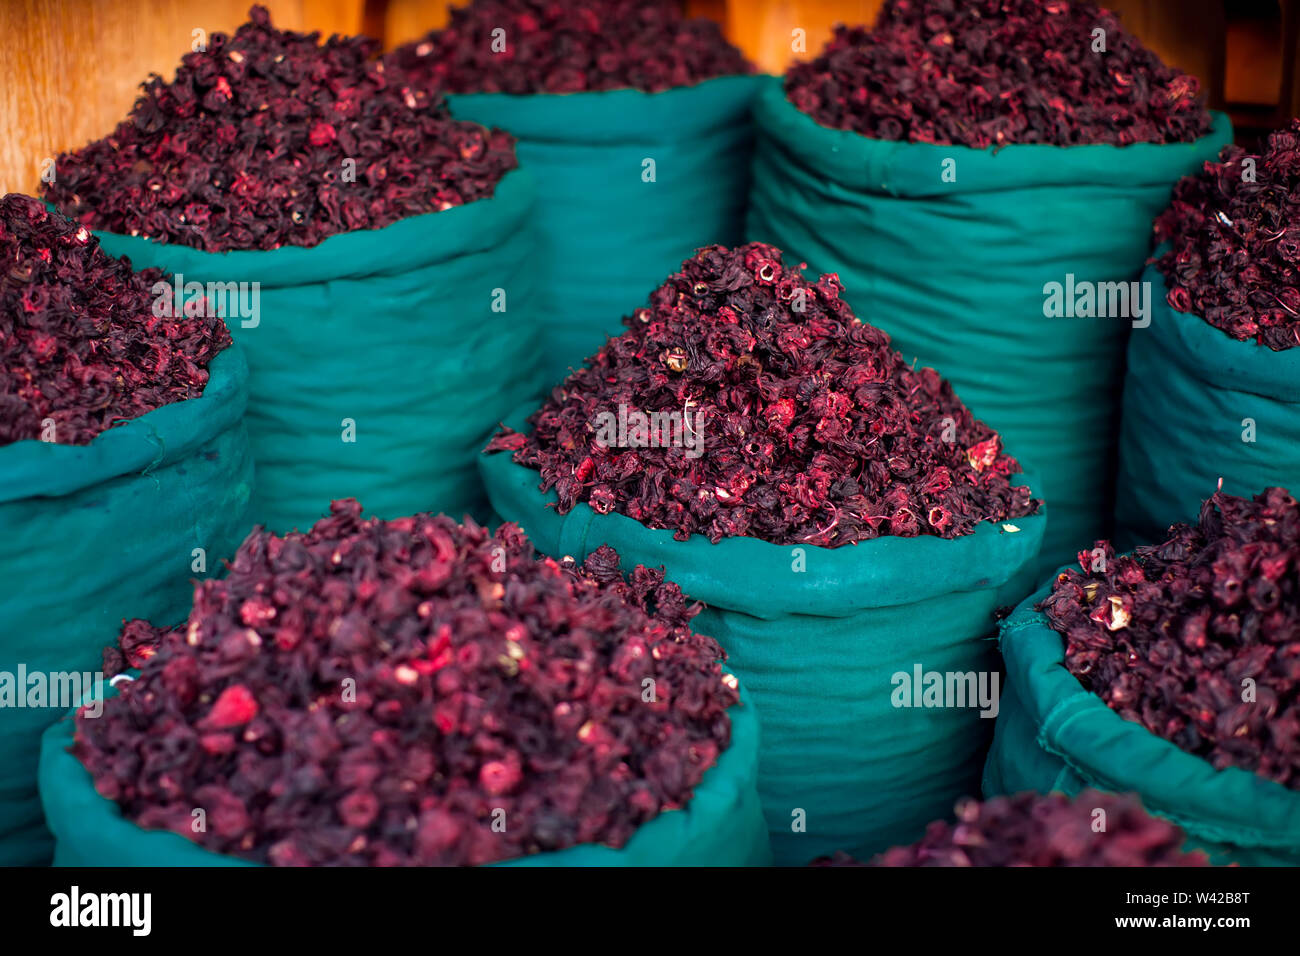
[0,0,365,197]
[1108,0,1225,107]
[715,0,883,75]
[382,0,456,50]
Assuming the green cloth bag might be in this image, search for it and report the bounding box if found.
[745,76,1232,578]
[38,678,770,867]
[0,346,253,866]
[1115,261,1300,550]
[87,169,546,535]
[446,76,761,383]
[479,406,1047,865]
[983,574,1300,865]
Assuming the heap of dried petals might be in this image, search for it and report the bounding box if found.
[43,6,517,252]
[814,791,1209,866]
[1154,121,1300,350]
[786,0,1212,148]
[1041,487,1300,789]
[488,242,1037,546]
[78,500,737,866]
[388,0,751,94]
[0,194,230,446]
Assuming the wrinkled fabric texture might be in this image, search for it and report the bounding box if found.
[1116,262,1300,550]
[446,76,760,383]
[984,574,1300,866]
[39,678,770,867]
[746,77,1232,578]
[0,347,253,865]
[480,407,1046,864]
[88,169,546,535]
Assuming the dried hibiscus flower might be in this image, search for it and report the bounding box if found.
[1041,486,1300,790]
[487,241,1038,546]
[786,0,1212,148]
[43,6,517,253]
[388,0,752,95]
[0,193,230,446]
[75,499,739,866]
[1154,121,1300,351]
[813,791,1209,866]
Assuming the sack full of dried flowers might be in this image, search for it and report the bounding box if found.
[1116,264,1300,549]
[483,409,1045,864]
[43,7,546,535]
[747,3,1233,580]
[0,199,253,865]
[388,0,760,383]
[1116,123,1300,548]
[985,489,1300,865]
[37,503,770,867]
[88,170,544,535]
[479,240,1053,864]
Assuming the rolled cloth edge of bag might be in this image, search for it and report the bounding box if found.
[0,343,248,504]
[751,76,1232,197]
[38,676,766,867]
[1000,572,1300,849]
[445,74,763,145]
[1141,256,1300,401]
[479,403,1047,619]
[69,166,537,287]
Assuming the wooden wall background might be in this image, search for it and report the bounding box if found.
[0,0,1277,196]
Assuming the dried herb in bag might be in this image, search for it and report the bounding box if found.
[0,194,230,446]
[785,0,1211,148]
[389,0,751,94]
[77,500,739,866]
[488,242,1037,546]
[1154,121,1300,351]
[1042,487,1300,791]
[43,6,517,252]
[814,791,1209,866]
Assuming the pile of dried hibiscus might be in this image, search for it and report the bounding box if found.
[43,6,518,252]
[1041,487,1300,790]
[814,791,1209,866]
[79,500,739,866]
[0,193,230,446]
[785,0,1212,148]
[488,242,1038,547]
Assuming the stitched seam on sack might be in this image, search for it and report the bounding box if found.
[997,616,1041,647]
[560,505,596,563]
[138,423,167,490]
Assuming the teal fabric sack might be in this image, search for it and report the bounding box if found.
[1115,261,1300,550]
[38,678,770,867]
[88,169,546,535]
[983,574,1300,865]
[480,406,1047,865]
[0,346,253,866]
[446,76,760,383]
[745,76,1232,578]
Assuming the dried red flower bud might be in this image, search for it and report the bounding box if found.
[203,684,259,729]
